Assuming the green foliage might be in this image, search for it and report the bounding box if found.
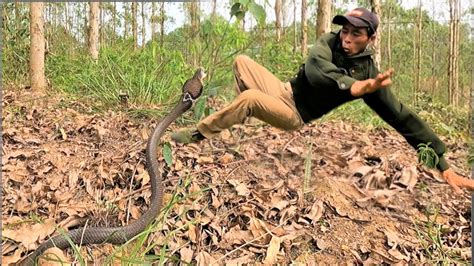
[230,0,266,25]
[318,100,387,129]
[47,41,188,107]
[414,92,470,138]
[417,143,439,169]
[163,142,173,167]
[413,206,469,264]
[3,3,30,82]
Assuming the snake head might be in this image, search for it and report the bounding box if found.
[194,67,207,83]
[182,67,206,103]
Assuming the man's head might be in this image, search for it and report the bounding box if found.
[332,7,379,56]
[333,7,379,37]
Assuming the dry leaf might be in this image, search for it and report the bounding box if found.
[3,219,56,250]
[383,228,401,248]
[188,223,198,243]
[263,236,281,265]
[211,194,222,209]
[225,254,253,264]
[197,156,214,164]
[249,218,268,239]
[220,153,234,164]
[228,179,250,196]
[304,200,324,223]
[39,247,70,265]
[195,251,216,266]
[387,247,408,261]
[2,248,23,265]
[396,166,418,191]
[222,227,253,245]
[180,247,194,263]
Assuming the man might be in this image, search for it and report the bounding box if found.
[173,7,474,192]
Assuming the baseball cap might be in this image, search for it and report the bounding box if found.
[332,7,379,34]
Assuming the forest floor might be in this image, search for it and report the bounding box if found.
[2,86,472,265]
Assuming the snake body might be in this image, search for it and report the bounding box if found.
[19,69,205,265]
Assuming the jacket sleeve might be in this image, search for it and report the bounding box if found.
[363,88,449,171]
[305,33,357,90]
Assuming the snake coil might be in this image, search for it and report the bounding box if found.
[19,69,204,265]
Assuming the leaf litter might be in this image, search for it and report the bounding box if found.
[2,88,471,265]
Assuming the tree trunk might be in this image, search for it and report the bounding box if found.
[190,0,199,67]
[281,0,287,38]
[275,0,282,42]
[141,2,146,47]
[448,0,459,105]
[370,0,382,69]
[88,2,99,60]
[453,0,460,106]
[293,0,297,53]
[151,2,156,42]
[212,0,217,20]
[301,0,308,57]
[124,3,128,38]
[132,1,137,49]
[65,3,70,32]
[387,1,392,68]
[159,2,165,49]
[412,12,417,105]
[113,2,116,41]
[415,0,422,96]
[83,3,88,44]
[99,2,104,46]
[316,0,331,39]
[30,2,47,91]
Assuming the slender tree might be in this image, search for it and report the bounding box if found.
[151,2,156,41]
[212,0,217,19]
[141,2,146,46]
[132,1,137,49]
[370,0,382,69]
[99,2,103,45]
[281,0,288,38]
[113,2,116,40]
[30,2,47,91]
[415,0,422,97]
[159,2,165,49]
[293,0,297,52]
[316,0,331,39]
[124,3,129,37]
[447,0,460,105]
[65,3,70,32]
[301,0,308,56]
[189,0,200,66]
[88,2,99,60]
[386,0,392,68]
[275,0,282,42]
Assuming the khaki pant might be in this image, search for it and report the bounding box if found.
[197,55,303,138]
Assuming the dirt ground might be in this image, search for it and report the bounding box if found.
[2,87,472,265]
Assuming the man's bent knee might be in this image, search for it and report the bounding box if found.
[234,54,251,67]
[236,90,260,103]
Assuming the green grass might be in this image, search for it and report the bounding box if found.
[413,205,470,265]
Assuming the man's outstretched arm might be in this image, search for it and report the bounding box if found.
[358,75,472,192]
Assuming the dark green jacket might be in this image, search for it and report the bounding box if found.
[290,31,449,171]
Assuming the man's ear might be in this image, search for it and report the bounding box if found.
[369,34,376,43]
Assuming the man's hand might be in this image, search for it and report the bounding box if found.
[350,68,394,97]
[442,168,474,193]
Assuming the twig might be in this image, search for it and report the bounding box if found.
[190,158,257,175]
[111,185,150,203]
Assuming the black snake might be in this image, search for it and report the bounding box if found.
[19,68,206,265]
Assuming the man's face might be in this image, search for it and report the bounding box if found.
[339,23,374,56]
